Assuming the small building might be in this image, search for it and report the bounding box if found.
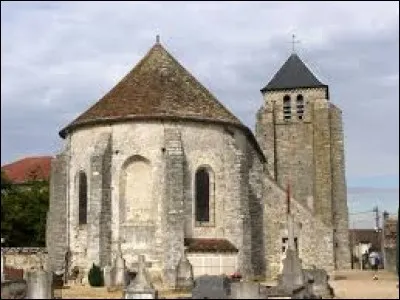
[349,229,382,268]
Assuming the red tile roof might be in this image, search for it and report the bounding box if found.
[184,238,238,253]
[1,156,53,184]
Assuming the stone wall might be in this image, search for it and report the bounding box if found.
[3,248,48,273]
[64,120,264,283]
[86,133,112,267]
[263,176,334,280]
[46,150,68,273]
[162,126,185,286]
[248,144,266,278]
[329,104,351,269]
[256,86,350,272]
[256,87,327,209]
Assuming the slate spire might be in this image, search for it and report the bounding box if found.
[261,53,326,92]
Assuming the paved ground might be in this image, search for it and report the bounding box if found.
[57,270,399,299]
[329,270,399,299]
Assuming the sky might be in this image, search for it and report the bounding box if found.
[1,1,399,227]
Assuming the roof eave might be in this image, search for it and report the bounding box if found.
[260,84,328,93]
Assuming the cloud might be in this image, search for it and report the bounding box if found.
[1,1,399,201]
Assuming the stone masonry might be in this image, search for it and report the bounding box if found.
[46,41,351,285]
[46,150,69,273]
[256,85,351,273]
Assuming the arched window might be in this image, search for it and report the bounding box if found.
[283,95,291,120]
[296,94,304,120]
[195,168,210,222]
[78,172,88,225]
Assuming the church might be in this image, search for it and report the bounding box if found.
[46,37,351,285]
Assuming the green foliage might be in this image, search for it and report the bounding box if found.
[1,179,49,247]
[88,263,104,287]
[397,207,399,278]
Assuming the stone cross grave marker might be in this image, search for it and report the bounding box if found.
[123,255,157,299]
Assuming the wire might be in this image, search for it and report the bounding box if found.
[349,210,374,215]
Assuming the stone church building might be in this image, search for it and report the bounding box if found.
[46,38,351,284]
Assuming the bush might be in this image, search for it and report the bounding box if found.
[88,263,104,287]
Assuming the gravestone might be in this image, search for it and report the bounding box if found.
[192,275,231,299]
[175,252,194,290]
[303,268,333,298]
[230,281,263,299]
[1,279,27,299]
[123,255,157,299]
[26,268,53,299]
[1,243,4,282]
[103,265,114,288]
[278,248,305,291]
[114,247,127,287]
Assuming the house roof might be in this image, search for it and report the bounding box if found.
[59,41,243,138]
[184,238,238,253]
[349,229,382,251]
[261,53,327,92]
[1,156,53,184]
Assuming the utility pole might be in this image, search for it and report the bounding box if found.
[382,211,389,269]
[373,206,380,232]
[373,206,383,269]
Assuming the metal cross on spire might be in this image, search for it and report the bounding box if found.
[291,34,300,53]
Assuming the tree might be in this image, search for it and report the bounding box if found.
[1,178,49,247]
[397,207,399,279]
[88,263,104,287]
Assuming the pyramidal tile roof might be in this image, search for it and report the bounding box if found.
[261,53,327,92]
[60,41,243,138]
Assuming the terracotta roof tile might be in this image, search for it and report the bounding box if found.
[60,42,243,138]
[1,156,53,184]
[184,238,238,253]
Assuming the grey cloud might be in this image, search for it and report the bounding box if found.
[1,1,398,188]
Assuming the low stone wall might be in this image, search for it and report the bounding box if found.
[3,248,48,275]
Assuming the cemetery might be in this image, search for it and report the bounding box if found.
[1,213,336,299]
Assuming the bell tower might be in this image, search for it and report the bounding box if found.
[256,52,351,269]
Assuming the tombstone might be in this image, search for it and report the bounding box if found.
[192,275,231,299]
[278,213,305,293]
[1,247,5,282]
[175,252,194,290]
[26,268,53,299]
[103,265,114,288]
[1,279,28,299]
[303,268,333,298]
[1,237,5,282]
[123,255,157,299]
[230,281,263,299]
[114,247,127,287]
[278,248,305,291]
